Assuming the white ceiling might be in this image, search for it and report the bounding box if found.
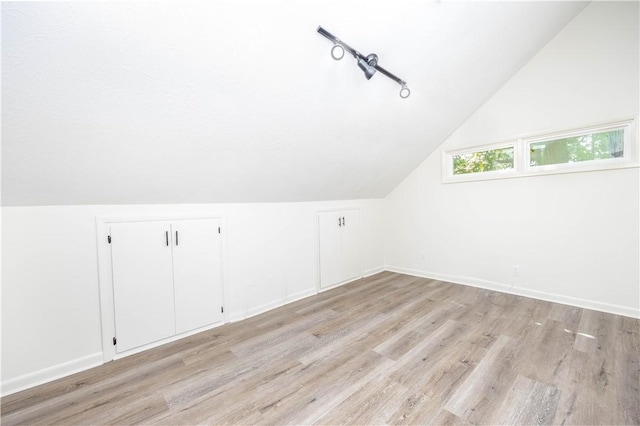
[1,1,588,206]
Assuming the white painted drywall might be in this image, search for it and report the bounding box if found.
[384,1,640,317]
[1,199,384,394]
[1,1,587,206]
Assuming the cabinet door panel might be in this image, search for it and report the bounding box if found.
[111,221,176,353]
[341,209,361,282]
[172,219,223,334]
[318,212,343,288]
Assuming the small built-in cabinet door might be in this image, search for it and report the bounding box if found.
[318,211,343,288]
[110,221,176,353]
[172,219,223,334]
[340,209,361,283]
[318,209,362,289]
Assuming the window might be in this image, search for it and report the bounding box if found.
[453,146,515,175]
[443,142,519,182]
[443,119,637,183]
[524,123,632,174]
[529,129,624,166]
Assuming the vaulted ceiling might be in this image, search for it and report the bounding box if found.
[1,1,588,206]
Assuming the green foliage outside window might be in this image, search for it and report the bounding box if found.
[453,147,514,175]
[530,129,624,166]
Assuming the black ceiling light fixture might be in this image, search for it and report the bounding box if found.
[317,26,410,99]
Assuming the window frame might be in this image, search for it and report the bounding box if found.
[522,120,636,176]
[442,141,520,183]
[442,118,638,184]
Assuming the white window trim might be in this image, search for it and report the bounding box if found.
[442,118,638,184]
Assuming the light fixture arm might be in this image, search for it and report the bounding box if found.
[317,26,410,98]
[317,26,359,61]
[373,64,406,86]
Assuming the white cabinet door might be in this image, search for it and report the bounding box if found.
[111,221,176,353]
[318,209,362,289]
[318,211,343,288]
[340,209,361,283]
[172,219,223,334]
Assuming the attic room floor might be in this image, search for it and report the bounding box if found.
[2,272,639,425]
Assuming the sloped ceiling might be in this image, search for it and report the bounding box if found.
[1,1,588,206]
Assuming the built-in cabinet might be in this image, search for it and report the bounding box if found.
[110,218,223,353]
[318,209,361,289]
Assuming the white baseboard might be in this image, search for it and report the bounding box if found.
[363,266,385,277]
[286,288,317,303]
[1,352,103,397]
[243,287,318,319]
[113,321,226,360]
[226,310,246,323]
[317,275,362,293]
[245,298,287,318]
[385,265,640,319]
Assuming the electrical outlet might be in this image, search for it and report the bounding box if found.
[512,265,520,277]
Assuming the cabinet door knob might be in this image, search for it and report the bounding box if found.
[175,231,179,246]
[338,217,342,227]
[342,216,345,226]
[165,231,169,246]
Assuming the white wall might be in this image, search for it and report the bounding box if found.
[384,1,640,318]
[1,199,384,395]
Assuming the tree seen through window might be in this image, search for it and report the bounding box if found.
[453,147,514,175]
[530,129,624,166]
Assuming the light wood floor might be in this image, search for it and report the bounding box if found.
[2,272,639,425]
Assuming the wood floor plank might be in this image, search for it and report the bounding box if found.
[573,309,619,360]
[152,357,304,425]
[292,273,400,316]
[202,406,266,426]
[387,340,487,425]
[615,350,640,425]
[313,375,407,425]
[257,351,391,425]
[369,295,439,340]
[295,315,387,365]
[424,409,472,425]
[84,394,169,426]
[566,352,617,425]
[373,301,467,361]
[548,302,583,331]
[516,319,576,386]
[618,315,640,356]
[1,357,187,426]
[488,374,559,425]
[229,308,339,357]
[443,334,519,424]
[298,296,430,366]
[387,319,469,389]
[2,272,637,425]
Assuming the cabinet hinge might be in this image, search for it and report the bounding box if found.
[112,337,117,346]
[218,227,221,234]
[221,306,224,313]
[107,235,111,244]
